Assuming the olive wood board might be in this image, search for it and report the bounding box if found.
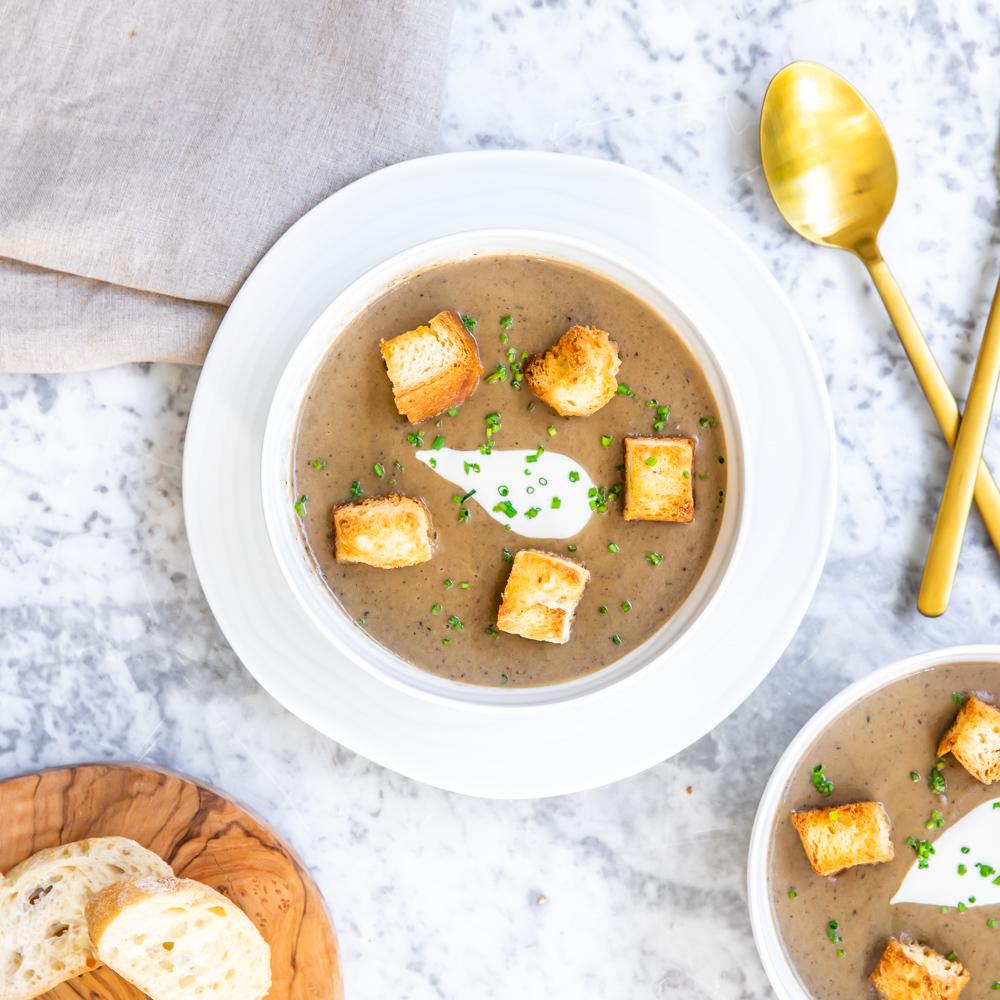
[0,763,343,999]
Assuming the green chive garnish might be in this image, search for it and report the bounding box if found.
[444,578,454,588]
[567,544,578,552]
[461,314,477,333]
[311,458,326,470]
[620,600,632,612]
[499,314,513,329]
[811,764,834,797]
[350,480,363,498]
[373,462,385,478]
[447,614,464,630]
[551,497,561,509]
[607,542,619,553]
[600,434,612,447]
[569,470,580,483]
[547,425,557,437]
[616,384,634,397]
[646,552,663,566]
[431,603,442,615]
[447,407,458,417]
[294,495,308,516]
[611,634,622,645]
[698,416,718,428]
[645,456,657,466]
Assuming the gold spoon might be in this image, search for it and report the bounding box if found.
[919,276,1000,615]
[759,61,1000,563]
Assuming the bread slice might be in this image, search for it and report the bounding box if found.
[938,695,1000,784]
[333,494,434,568]
[524,325,621,417]
[380,309,483,423]
[790,801,894,877]
[0,837,172,1000]
[496,549,591,643]
[86,876,271,1000]
[623,436,695,522]
[870,937,970,1000]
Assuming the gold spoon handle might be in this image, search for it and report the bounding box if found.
[918,273,1000,616]
[864,254,1000,559]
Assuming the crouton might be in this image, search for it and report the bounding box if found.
[496,549,591,644]
[332,494,434,568]
[790,801,894,877]
[623,436,695,522]
[523,325,621,417]
[870,937,969,1000]
[938,695,1000,784]
[380,309,483,423]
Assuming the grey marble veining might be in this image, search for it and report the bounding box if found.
[2,2,1000,997]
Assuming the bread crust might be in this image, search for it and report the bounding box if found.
[870,937,970,1000]
[524,325,621,417]
[623,436,695,522]
[380,309,483,423]
[496,549,591,643]
[332,494,434,568]
[790,801,894,877]
[938,695,1000,784]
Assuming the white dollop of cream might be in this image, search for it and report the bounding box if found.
[415,447,598,539]
[892,798,1000,908]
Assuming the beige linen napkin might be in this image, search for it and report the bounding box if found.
[0,0,453,372]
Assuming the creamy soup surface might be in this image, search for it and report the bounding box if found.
[770,662,1000,999]
[292,255,727,687]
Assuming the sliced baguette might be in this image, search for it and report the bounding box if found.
[523,325,621,417]
[0,837,172,1000]
[380,309,483,423]
[86,875,271,1000]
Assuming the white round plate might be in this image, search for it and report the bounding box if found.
[747,644,1000,999]
[183,151,836,798]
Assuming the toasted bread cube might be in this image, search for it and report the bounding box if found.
[870,938,969,1000]
[623,436,695,522]
[332,494,433,568]
[380,309,484,423]
[496,549,591,644]
[790,801,894,877]
[938,695,1000,784]
[523,325,621,417]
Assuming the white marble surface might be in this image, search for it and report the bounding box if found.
[2,1,1000,997]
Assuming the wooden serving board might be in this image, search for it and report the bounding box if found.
[0,763,343,1000]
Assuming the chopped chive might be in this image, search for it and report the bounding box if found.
[350,480,363,498]
[906,836,936,869]
[600,434,612,447]
[500,332,509,345]
[567,544,578,552]
[527,401,536,412]
[429,458,437,469]
[524,507,541,519]
[447,407,458,417]
[698,416,718,428]
[953,692,967,705]
[459,581,470,589]
[499,671,510,683]
[547,425,557,437]
[569,471,580,483]
[653,421,665,431]
[294,495,308,516]
[620,600,632,612]
[460,489,477,504]
[611,634,622,645]
[989,918,998,928]
[493,500,517,517]
[406,431,424,446]
[598,606,608,616]
[929,763,947,795]
[646,552,663,566]
[787,889,798,899]
[486,363,508,383]
[962,846,971,854]
[373,462,385,478]
[443,578,454,588]
[811,764,834,797]
[464,461,481,475]
[826,920,842,944]
[645,456,657,466]
[442,638,451,646]
[538,477,548,485]
[617,384,634,397]
[502,548,514,563]
[499,314,513,329]
[311,458,327,470]
[498,485,509,496]
[461,314,477,332]
[447,614,464,630]
[551,496,562,509]
[697,471,709,480]
[682,469,691,479]
[458,507,470,523]
[946,952,959,962]
[431,435,445,450]
[607,542,619,553]
[431,603,442,615]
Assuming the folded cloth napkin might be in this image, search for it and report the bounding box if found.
[0,0,453,372]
